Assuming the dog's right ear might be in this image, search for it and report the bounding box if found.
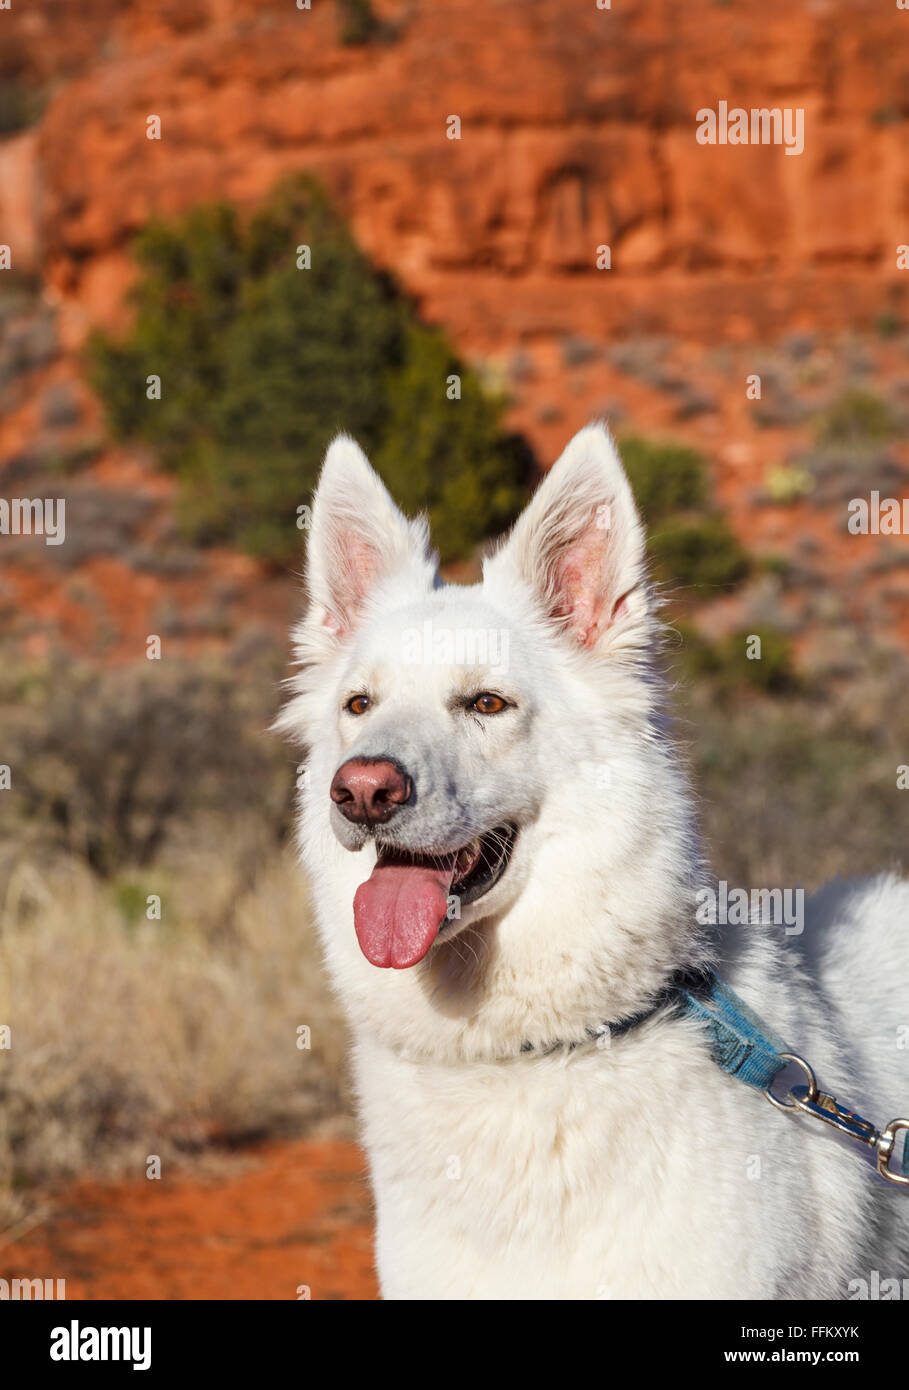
[302,435,434,645]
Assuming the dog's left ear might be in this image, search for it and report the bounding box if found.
[485,424,650,651]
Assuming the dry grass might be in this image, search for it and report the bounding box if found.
[0,842,352,1231]
[679,672,909,889]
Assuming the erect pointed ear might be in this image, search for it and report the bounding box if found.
[484,424,651,651]
[305,435,434,641]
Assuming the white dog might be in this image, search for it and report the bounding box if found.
[278,424,909,1299]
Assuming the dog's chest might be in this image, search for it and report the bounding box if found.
[352,1031,805,1299]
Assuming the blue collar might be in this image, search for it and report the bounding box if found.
[521,965,786,1082]
[520,967,909,1183]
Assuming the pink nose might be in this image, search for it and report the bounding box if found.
[330,759,412,826]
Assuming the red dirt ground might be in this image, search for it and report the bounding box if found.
[1,1140,379,1301]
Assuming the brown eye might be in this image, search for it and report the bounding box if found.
[346,694,370,716]
[471,692,507,715]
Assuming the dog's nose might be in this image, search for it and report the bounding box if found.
[330,759,412,826]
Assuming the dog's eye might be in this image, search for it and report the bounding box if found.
[471,692,507,715]
[345,694,371,716]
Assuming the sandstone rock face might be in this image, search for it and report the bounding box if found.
[0,133,39,272]
[2,0,906,347]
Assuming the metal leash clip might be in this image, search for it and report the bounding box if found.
[763,1051,909,1188]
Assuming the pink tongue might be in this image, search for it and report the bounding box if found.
[354,856,455,969]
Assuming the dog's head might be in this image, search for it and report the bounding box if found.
[279,425,701,1054]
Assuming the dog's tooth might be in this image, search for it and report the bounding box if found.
[455,839,481,873]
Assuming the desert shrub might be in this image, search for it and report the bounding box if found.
[619,435,708,520]
[671,384,717,420]
[560,335,599,367]
[763,463,816,504]
[607,336,675,388]
[0,304,58,406]
[667,631,909,887]
[618,435,748,595]
[375,326,533,561]
[0,77,46,135]
[792,449,909,508]
[783,332,816,360]
[0,654,291,879]
[785,386,906,507]
[682,691,907,888]
[817,387,898,445]
[649,517,749,594]
[88,176,529,564]
[751,381,808,429]
[675,623,799,696]
[336,0,385,44]
[874,309,904,339]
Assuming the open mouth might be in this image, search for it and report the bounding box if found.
[353,824,517,971]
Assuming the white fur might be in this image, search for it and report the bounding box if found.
[278,426,909,1299]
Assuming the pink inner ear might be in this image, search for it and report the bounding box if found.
[327,529,382,637]
[553,532,611,649]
